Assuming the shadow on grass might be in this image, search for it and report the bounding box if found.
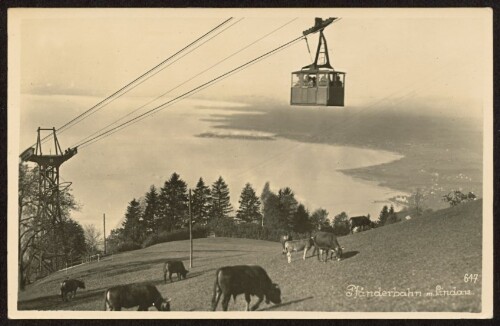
[18,285,109,310]
[342,251,359,260]
[19,278,171,311]
[259,296,314,311]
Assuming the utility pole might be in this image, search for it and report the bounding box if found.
[188,189,193,268]
[103,213,106,255]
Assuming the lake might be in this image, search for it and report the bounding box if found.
[19,95,407,229]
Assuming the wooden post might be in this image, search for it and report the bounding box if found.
[189,189,193,268]
[103,213,106,255]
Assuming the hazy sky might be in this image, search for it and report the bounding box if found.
[15,9,490,111]
[9,8,491,232]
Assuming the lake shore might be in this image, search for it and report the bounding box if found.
[200,103,483,209]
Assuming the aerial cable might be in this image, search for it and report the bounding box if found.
[76,34,306,149]
[59,17,244,145]
[72,18,298,148]
[27,17,234,151]
[67,16,245,148]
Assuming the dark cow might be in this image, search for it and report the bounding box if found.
[104,283,171,311]
[349,216,375,234]
[313,231,343,262]
[163,260,189,283]
[60,279,85,302]
[279,234,292,254]
[211,265,281,311]
[284,238,314,263]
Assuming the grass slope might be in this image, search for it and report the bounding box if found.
[18,200,482,312]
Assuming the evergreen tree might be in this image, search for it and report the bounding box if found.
[278,187,298,231]
[210,176,233,220]
[292,204,311,234]
[143,185,160,235]
[262,192,286,230]
[159,173,189,231]
[192,178,211,225]
[236,183,262,223]
[378,205,389,226]
[122,198,144,243]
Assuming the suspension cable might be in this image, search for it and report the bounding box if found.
[75,34,305,149]
[27,17,234,151]
[72,18,298,148]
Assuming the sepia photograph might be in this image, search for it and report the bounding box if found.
[7,8,493,319]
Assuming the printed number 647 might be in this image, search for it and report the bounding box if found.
[464,274,479,283]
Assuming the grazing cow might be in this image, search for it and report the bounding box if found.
[104,283,171,311]
[318,247,343,262]
[284,238,314,263]
[163,260,189,283]
[60,279,85,302]
[279,234,292,254]
[348,216,375,234]
[211,265,281,311]
[313,231,343,262]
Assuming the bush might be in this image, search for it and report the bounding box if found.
[115,241,142,253]
[142,225,209,248]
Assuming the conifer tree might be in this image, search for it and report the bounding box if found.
[143,185,160,234]
[210,176,233,220]
[378,205,389,226]
[292,204,311,234]
[236,183,262,223]
[122,198,144,243]
[278,187,298,231]
[192,177,211,225]
[159,173,188,231]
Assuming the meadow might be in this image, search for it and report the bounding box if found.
[18,200,482,312]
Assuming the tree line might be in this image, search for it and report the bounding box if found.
[107,172,400,253]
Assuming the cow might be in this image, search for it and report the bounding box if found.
[312,231,343,262]
[104,283,171,311]
[348,216,375,234]
[318,247,343,262]
[60,279,85,302]
[284,238,314,263]
[211,265,281,311]
[279,234,292,254]
[163,260,189,283]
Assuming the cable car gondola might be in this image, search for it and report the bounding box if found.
[291,17,345,107]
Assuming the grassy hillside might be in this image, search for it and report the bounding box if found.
[18,200,482,312]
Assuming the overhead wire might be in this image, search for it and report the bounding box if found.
[27,17,234,151]
[75,34,307,149]
[72,18,298,149]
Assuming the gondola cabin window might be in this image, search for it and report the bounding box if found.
[290,70,345,106]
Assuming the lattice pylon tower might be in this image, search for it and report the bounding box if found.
[20,128,77,271]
